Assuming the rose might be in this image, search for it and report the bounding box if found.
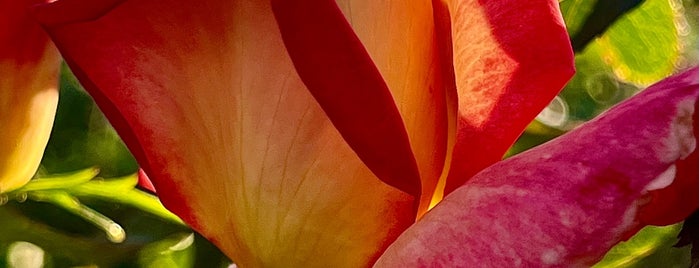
[3,0,698,266]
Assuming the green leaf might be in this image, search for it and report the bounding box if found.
[68,181,184,225]
[562,0,646,52]
[593,224,691,268]
[138,233,196,268]
[560,0,680,84]
[594,0,680,85]
[560,0,598,36]
[17,168,99,193]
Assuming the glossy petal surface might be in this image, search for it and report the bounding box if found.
[0,0,60,193]
[442,0,575,194]
[376,68,699,267]
[34,0,415,266]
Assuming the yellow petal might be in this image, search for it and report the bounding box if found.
[0,1,60,193]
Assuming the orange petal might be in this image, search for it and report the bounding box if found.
[271,0,422,198]
[376,68,699,266]
[34,0,415,266]
[332,0,452,214]
[0,0,60,193]
[442,0,575,194]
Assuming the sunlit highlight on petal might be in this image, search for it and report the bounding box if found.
[0,0,60,193]
[442,0,575,194]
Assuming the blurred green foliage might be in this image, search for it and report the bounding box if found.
[0,0,697,266]
[39,66,138,178]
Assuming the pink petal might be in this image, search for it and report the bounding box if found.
[33,0,416,266]
[0,0,60,192]
[441,0,575,195]
[638,68,699,226]
[376,68,699,266]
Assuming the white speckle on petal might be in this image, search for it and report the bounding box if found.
[661,99,696,162]
[541,248,561,265]
[513,258,522,267]
[514,189,528,197]
[612,205,639,236]
[558,210,574,228]
[644,165,677,192]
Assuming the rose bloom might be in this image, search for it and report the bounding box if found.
[1,0,697,266]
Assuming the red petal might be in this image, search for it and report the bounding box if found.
[0,0,60,192]
[376,68,699,266]
[271,0,422,197]
[34,0,416,266]
[441,0,575,194]
[331,0,452,215]
[137,169,156,193]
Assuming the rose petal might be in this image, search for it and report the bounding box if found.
[376,68,699,266]
[638,68,699,226]
[332,0,452,213]
[0,0,60,193]
[271,0,423,198]
[137,169,155,193]
[441,0,575,195]
[34,0,416,266]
